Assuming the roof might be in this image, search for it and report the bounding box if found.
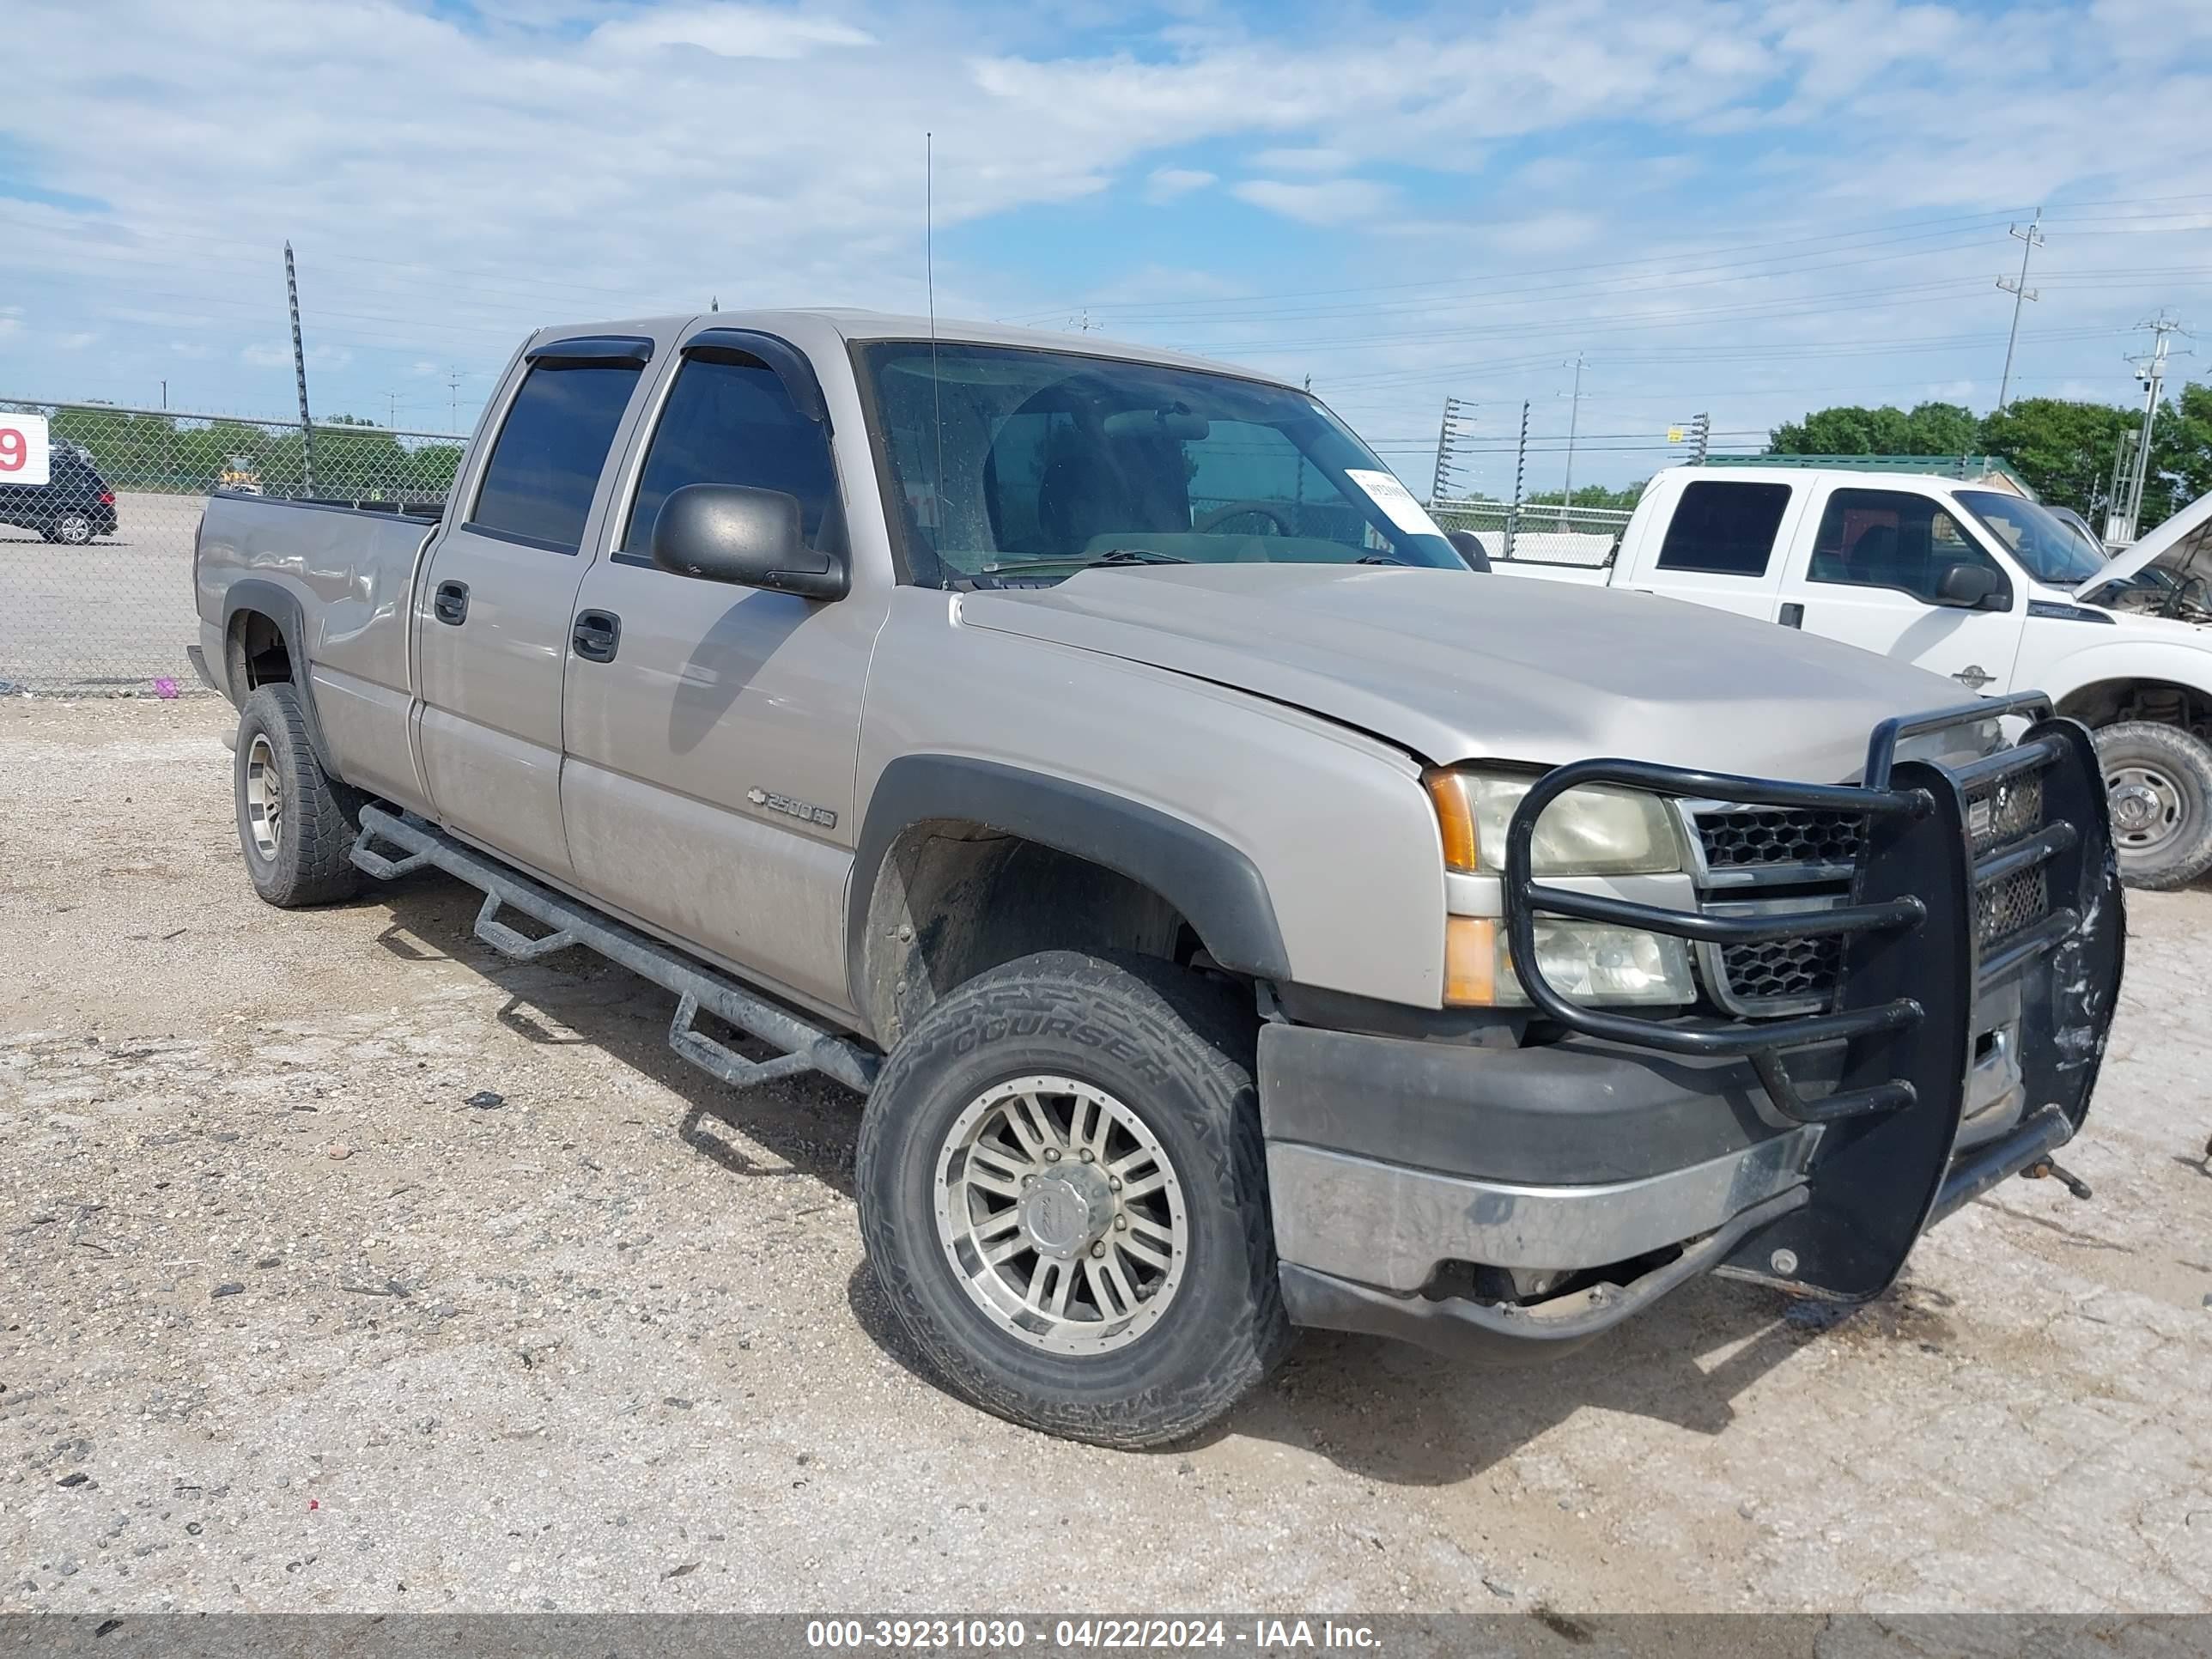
[1659,463,2036,496]
[524,307,1292,389]
[1702,453,2038,495]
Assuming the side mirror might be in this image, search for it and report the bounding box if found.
[1445,528,1492,572]
[650,483,848,601]
[1934,562,2005,611]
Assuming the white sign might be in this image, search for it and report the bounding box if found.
[1346,467,1449,540]
[0,412,51,487]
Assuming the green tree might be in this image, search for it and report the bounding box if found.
[1769,401,1978,456]
[1975,398,2136,522]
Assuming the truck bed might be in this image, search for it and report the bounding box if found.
[194,489,443,810]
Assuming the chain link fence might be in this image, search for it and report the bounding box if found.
[1429,500,1632,568]
[0,398,465,694]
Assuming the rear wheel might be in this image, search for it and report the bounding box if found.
[2097,720,2212,890]
[856,951,1290,1448]
[52,513,93,546]
[234,684,362,907]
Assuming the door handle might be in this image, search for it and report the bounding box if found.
[433,580,469,625]
[1778,602,1804,629]
[573,609,622,663]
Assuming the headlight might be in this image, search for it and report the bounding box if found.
[1425,768,1686,875]
[1446,915,1695,1008]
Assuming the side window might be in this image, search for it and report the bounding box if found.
[1654,481,1792,576]
[619,356,839,564]
[1808,489,2008,605]
[471,362,642,551]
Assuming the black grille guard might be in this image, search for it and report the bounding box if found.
[1501,692,2126,1301]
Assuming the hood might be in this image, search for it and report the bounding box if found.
[960,564,1967,781]
[2076,488,2212,600]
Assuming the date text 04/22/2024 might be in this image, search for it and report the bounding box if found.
[803,1619,1382,1650]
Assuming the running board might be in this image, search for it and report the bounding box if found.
[349,805,878,1095]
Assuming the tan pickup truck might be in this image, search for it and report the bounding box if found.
[188,309,2124,1447]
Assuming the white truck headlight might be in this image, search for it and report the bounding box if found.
[1425,768,1686,876]
[1446,916,1695,1008]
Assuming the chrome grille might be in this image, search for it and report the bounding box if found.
[1690,750,2053,1017]
[1717,935,1843,1007]
[1694,807,1865,872]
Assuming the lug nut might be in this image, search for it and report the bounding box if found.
[1090,1243,1105,1258]
[1079,1148,1095,1162]
[1023,1174,1036,1187]
[1109,1177,1121,1191]
[1043,1148,1060,1163]
[1114,1215,1128,1231]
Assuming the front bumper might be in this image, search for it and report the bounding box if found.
[1260,696,2125,1360]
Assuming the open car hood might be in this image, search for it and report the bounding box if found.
[960,564,1968,781]
[2076,488,2212,600]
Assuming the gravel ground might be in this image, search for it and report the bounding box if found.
[3,697,2209,1615]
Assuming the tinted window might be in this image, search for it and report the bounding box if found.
[471,363,642,551]
[1808,489,2008,606]
[619,356,839,563]
[1655,481,1791,576]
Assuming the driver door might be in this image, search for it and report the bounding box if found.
[1778,483,2027,696]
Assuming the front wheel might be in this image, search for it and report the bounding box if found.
[2097,720,2212,890]
[52,513,93,546]
[855,951,1290,1448]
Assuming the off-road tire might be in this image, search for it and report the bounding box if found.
[234,684,362,907]
[2095,721,2212,890]
[855,950,1291,1449]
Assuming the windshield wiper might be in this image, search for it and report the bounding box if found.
[978,547,1194,577]
[1355,552,1413,566]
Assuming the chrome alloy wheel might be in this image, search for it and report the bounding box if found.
[244,732,284,860]
[933,1074,1189,1356]
[2106,763,2184,855]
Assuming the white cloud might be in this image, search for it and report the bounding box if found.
[1142,166,1216,204]
[1232,177,1397,226]
[591,4,873,58]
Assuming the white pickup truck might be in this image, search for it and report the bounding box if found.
[1496,468,2212,888]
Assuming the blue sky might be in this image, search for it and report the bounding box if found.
[3,0,2211,495]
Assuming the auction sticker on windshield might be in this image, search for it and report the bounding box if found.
[1346,466,1445,539]
[0,412,50,487]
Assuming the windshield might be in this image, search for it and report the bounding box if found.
[856,342,1468,587]
[1955,489,2108,587]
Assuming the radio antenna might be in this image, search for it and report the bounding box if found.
[926,131,945,530]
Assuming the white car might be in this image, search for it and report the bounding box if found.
[1496,466,2212,887]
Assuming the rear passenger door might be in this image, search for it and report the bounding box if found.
[415,335,655,881]
[1626,477,1799,621]
[559,327,887,1019]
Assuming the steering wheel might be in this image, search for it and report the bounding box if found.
[1194,500,1294,536]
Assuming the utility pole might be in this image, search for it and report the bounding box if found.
[160,379,167,410]
[1996,208,2044,412]
[284,240,315,494]
[447,367,465,432]
[2111,312,2191,544]
[1689,411,1711,465]
[385,390,400,428]
[1430,396,1468,506]
[1558,352,1589,527]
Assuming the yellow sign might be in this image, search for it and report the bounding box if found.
[1667,426,1684,443]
